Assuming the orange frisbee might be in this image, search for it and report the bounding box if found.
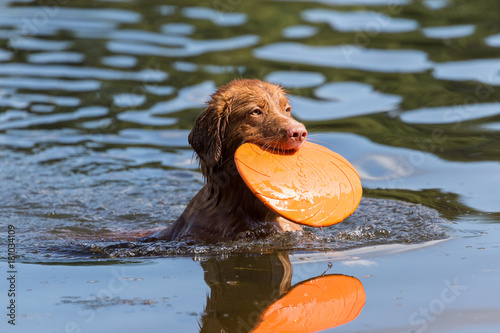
[234,141,362,227]
[252,274,366,333]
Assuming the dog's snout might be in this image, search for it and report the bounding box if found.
[287,124,307,142]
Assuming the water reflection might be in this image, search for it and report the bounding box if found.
[117,110,177,126]
[485,33,500,47]
[421,24,475,39]
[107,34,259,58]
[0,63,167,81]
[433,59,500,85]
[400,102,500,124]
[281,25,318,39]
[0,105,108,131]
[0,49,12,61]
[0,76,100,91]
[113,93,146,108]
[265,71,325,89]
[0,6,141,34]
[278,0,410,5]
[199,253,365,333]
[253,274,365,332]
[27,51,84,64]
[182,6,247,27]
[148,81,215,116]
[291,81,401,121]
[161,23,196,35]
[302,9,418,33]
[423,0,450,10]
[254,43,432,73]
[101,55,137,68]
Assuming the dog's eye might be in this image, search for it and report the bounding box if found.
[250,108,263,116]
[285,106,292,113]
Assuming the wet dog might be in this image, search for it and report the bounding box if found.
[141,79,307,243]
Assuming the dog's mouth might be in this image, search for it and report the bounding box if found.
[247,139,305,155]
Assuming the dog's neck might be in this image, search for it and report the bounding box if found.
[203,159,264,213]
[183,159,281,241]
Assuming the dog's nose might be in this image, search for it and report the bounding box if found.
[287,124,307,142]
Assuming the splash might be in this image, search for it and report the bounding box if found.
[91,198,449,258]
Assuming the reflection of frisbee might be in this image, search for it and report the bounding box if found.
[252,274,365,332]
[234,142,362,227]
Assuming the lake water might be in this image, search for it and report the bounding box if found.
[1,0,500,332]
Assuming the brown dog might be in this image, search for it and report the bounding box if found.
[142,79,307,243]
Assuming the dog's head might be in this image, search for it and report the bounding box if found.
[188,79,307,171]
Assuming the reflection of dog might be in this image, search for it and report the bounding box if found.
[199,253,292,333]
[199,253,366,332]
[142,79,307,243]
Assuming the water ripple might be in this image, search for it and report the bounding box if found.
[149,81,215,115]
[254,42,432,73]
[109,29,192,45]
[117,111,177,126]
[400,103,500,124]
[433,59,500,85]
[0,106,108,131]
[97,129,190,148]
[265,71,325,89]
[277,0,411,6]
[9,38,72,51]
[0,77,100,91]
[104,147,196,169]
[107,34,260,57]
[160,23,196,35]
[113,93,146,108]
[101,55,137,68]
[0,128,191,149]
[31,104,55,113]
[0,110,28,121]
[302,9,418,33]
[28,52,85,64]
[144,85,175,96]
[0,49,12,61]
[485,33,500,47]
[423,0,450,9]
[0,129,94,148]
[282,25,319,39]
[291,82,402,120]
[422,24,475,39]
[182,7,247,26]
[0,63,167,81]
[2,92,79,107]
[0,7,141,26]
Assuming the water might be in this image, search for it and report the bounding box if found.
[1,0,500,332]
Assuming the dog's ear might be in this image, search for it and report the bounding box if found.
[188,102,228,168]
